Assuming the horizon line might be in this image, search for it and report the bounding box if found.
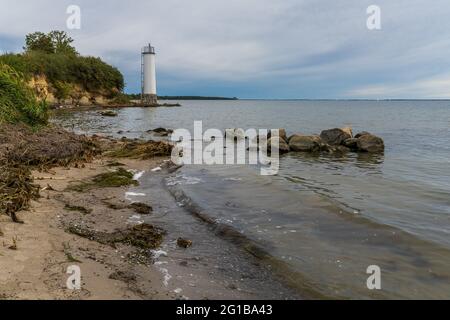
[157,96,450,101]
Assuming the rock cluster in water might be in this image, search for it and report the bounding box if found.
[149,126,384,155]
[280,127,384,154]
[223,127,384,155]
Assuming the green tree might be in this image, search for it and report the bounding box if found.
[24,31,77,56]
[49,31,78,55]
[24,32,54,54]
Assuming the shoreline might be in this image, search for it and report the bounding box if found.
[49,102,182,110]
[0,131,298,300]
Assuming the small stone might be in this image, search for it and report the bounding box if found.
[99,110,118,117]
[177,238,193,249]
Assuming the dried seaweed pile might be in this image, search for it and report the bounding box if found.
[1,124,99,168]
[0,123,100,222]
[106,139,173,159]
[0,163,39,223]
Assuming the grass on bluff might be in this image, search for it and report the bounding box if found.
[0,63,47,126]
[0,30,125,103]
[0,51,124,101]
[0,63,48,222]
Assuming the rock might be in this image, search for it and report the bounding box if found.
[225,128,246,141]
[250,133,271,146]
[341,127,353,137]
[320,128,352,146]
[355,131,371,139]
[179,260,189,267]
[268,129,287,142]
[343,138,359,150]
[129,202,153,215]
[79,96,90,105]
[267,137,290,154]
[99,110,118,117]
[148,128,173,137]
[356,133,385,153]
[288,134,325,152]
[177,238,193,249]
[328,145,350,153]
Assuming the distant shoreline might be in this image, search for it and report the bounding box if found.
[235,98,450,101]
[159,96,238,100]
[124,94,239,101]
[124,94,450,102]
[158,97,450,102]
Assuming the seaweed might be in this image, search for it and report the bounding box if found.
[106,140,173,159]
[0,163,39,223]
[0,123,99,222]
[65,223,165,249]
[66,168,138,192]
[129,202,152,215]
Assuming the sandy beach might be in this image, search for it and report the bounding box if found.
[0,130,298,300]
[0,156,171,299]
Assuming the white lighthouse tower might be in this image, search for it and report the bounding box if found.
[141,43,157,105]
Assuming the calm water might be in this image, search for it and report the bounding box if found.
[53,100,450,299]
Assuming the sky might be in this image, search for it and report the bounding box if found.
[1,0,450,99]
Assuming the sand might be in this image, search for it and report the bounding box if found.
[0,157,177,300]
[0,154,284,300]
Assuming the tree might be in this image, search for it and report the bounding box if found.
[24,32,54,53]
[24,31,78,55]
[49,31,78,55]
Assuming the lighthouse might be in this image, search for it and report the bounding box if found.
[141,43,157,105]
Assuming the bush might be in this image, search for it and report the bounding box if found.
[110,92,131,104]
[0,52,124,97]
[0,63,48,126]
[53,81,74,101]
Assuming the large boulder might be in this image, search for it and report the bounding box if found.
[355,131,370,139]
[355,132,384,153]
[320,128,352,146]
[288,134,325,152]
[267,137,290,154]
[341,126,353,137]
[268,129,287,143]
[343,138,359,150]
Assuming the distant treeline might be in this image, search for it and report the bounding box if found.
[126,94,238,101]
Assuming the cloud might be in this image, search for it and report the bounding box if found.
[348,74,450,99]
[1,0,450,98]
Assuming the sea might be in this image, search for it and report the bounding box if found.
[52,100,450,299]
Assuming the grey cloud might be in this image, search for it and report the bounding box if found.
[1,0,450,98]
